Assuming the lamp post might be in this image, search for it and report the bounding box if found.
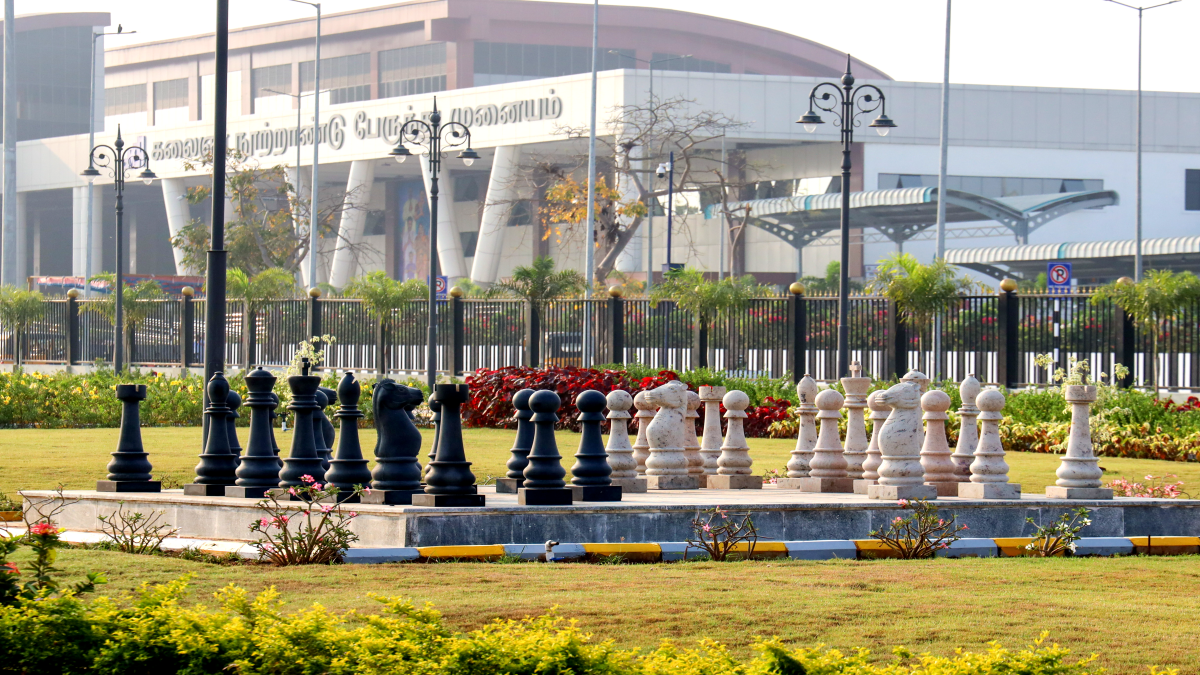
[288,0,322,289]
[657,153,676,274]
[261,87,328,237]
[799,55,896,379]
[81,125,157,373]
[388,97,478,391]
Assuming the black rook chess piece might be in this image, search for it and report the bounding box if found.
[225,388,243,462]
[517,389,574,506]
[495,388,534,494]
[324,372,373,502]
[227,368,282,498]
[278,359,327,491]
[312,389,333,471]
[570,389,621,502]
[185,373,240,495]
[362,378,427,505]
[268,392,283,469]
[412,383,485,507]
[97,384,160,492]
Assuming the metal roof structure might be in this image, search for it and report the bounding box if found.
[708,187,1120,249]
[945,236,1200,281]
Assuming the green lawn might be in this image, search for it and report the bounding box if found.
[2,426,1197,498]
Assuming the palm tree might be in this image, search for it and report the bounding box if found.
[83,273,167,369]
[227,267,296,367]
[865,253,979,356]
[0,285,45,365]
[1093,270,1200,393]
[493,256,586,307]
[649,267,770,366]
[344,270,428,377]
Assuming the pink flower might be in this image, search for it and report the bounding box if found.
[348,512,358,518]
[938,519,945,526]
[898,499,909,507]
[702,524,712,533]
[318,504,334,514]
[312,483,323,491]
[259,518,270,528]
[1145,475,1154,481]
[893,517,902,524]
[287,487,297,496]
[29,522,57,536]
[301,475,315,484]
[962,525,969,530]
[364,487,372,495]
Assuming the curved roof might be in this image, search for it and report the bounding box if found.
[946,236,1200,264]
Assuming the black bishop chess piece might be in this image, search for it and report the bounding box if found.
[184,373,240,495]
[517,389,574,506]
[570,389,622,502]
[276,358,327,494]
[412,383,485,507]
[225,388,243,463]
[227,367,283,498]
[324,372,373,502]
[313,389,333,471]
[362,378,427,505]
[97,384,160,492]
[495,388,534,494]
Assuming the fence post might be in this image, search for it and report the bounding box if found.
[450,288,465,376]
[887,298,907,379]
[996,279,1019,389]
[243,300,256,369]
[693,315,708,369]
[1115,304,1135,388]
[608,290,624,366]
[180,286,195,368]
[307,287,323,339]
[789,283,806,383]
[66,290,80,366]
[525,300,540,368]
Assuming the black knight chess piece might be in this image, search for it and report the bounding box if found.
[362,378,427,505]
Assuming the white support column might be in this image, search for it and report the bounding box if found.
[88,185,102,279]
[285,166,311,287]
[328,159,376,289]
[470,144,520,285]
[420,153,467,283]
[614,144,642,273]
[14,191,26,281]
[72,186,86,276]
[161,178,191,275]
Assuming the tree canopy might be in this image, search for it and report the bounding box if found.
[649,267,770,330]
[493,256,586,306]
[1093,270,1200,391]
[865,253,979,345]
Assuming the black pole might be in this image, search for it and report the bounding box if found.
[113,133,125,373]
[836,66,854,380]
[203,0,230,448]
[427,107,440,392]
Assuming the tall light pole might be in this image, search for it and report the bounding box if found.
[583,0,598,367]
[388,98,478,390]
[289,0,322,289]
[261,86,327,250]
[1103,0,1179,282]
[800,55,896,378]
[2,0,15,286]
[933,0,951,379]
[658,153,676,273]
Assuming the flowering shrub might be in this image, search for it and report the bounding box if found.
[248,475,364,565]
[870,499,969,559]
[686,506,759,561]
[96,503,179,555]
[1105,474,1189,498]
[0,522,106,606]
[1026,507,1091,557]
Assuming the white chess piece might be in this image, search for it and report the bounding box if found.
[787,375,819,479]
[708,390,760,489]
[796,389,855,493]
[854,390,889,494]
[919,389,957,495]
[698,385,726,480]
[605,389,647,494]
[1047,384,1112,499]
[644,381,697,489]
[684,391,705,482]
[868,381,936,500]
[951,374,980,482]
[841,362,870,479]
[632,391,654,476]
[958,388,1020,499]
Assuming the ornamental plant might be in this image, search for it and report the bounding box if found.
[248,475,364,565]
[1093,270,1200,392]
[865,252,980,354]
[0,524,106,605]
[1026,507,1091,557]
[1105,474,1188,498]
[0,285,45,365]
[96,503,179,555]
[870,499,969,559]
[82,273,168,368]
[686,506,759,561]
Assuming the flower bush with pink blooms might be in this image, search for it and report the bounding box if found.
[248,475,364,566]
[870,499,970,559]
[1105,474,1189,499]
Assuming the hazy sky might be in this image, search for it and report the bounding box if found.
[28,0,1199,92]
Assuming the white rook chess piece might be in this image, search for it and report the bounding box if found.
[632,391,654,476]
[1047,384,1112,499]
[958,388,1020,499]
[709,390,760,489]
[698,385,726,486]
[919,389,958,496]
[684,391,705,484]
[854,390,890,494]
[868,381,937,500]
[842,362,870,480]
[644,381,698,489]
[797,389,855,493]
[776,375,817,489]
[605,390,647,493]
[951,374,980,482]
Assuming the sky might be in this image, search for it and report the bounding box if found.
[24,0,1199,93]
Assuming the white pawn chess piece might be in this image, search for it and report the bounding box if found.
[919,389,958,496]
[776,375,818,489]
[901,369,931,393]
[632,391,654,476]
[958,388,1020,499]
[709,390,760,489]
[841,362,871,480]
[1047,383,1112,499]
[854,390,889,494]
[951,374,980,482]
[644,381,698,489]
[605,390,647,493]
[868,381,937,500]
[684,391,705,484]
[797,389,855,493]
[698,385,726,486]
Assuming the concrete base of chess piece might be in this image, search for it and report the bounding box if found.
[706,474,762,490]
[97,481,161,493]
[411,492,486,507]
[868,483,938,500]
[797,476,856,493]
[926,481,961,497]
[516,487,574,505]
[772,477,805,490]
[852,479,877,495]
[645,475,700,490]
[957,482,1021,499]
[361,487,427,505]
[184,484,231,497]
[494,477,521,494]
[610,477,647,493]
[224,486,273,499]
[1045,486,1113,500]
[570,484,623,502]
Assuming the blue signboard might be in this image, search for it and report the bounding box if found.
[1047,262,1072,292]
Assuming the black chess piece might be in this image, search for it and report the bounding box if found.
[268,392,283,469]
[319,385,338,448]
[517,389,573,506]
[570,389,621,502]
[225,388,243,463]
[97,384,160,492]
[312,389,332,471]
[495,388,534,494]
[362,378,427,505]
[412,383,485,507]
[227,368,282,498]
[325,372,373,502]
[277,359,327,492]
[424,391,441,481]
[185,373,239,495]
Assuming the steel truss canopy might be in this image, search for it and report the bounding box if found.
[708,187,1120,249]
[946,236,1200,281]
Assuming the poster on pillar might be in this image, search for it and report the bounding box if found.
[396,181,430,282]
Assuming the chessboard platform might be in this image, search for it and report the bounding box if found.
[22,488,1200,548]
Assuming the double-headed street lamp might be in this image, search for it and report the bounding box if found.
[81,126,157,372]
[799,55,896,379]
[388,98,479,390]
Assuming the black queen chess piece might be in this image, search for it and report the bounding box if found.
[184,373,240,495]
[225,388,243,462]
[517,389,574,506]
[569,389,622,502]
[412,383,486,507]
[319,385,338,450]
[312,389,333,471]
[362,379,427,505]
[495,388,535,494]
[269,392,283,469]
[276,358,327,495]
[96,384,160,492]
[227,367,283,498]
[324,372,374,502]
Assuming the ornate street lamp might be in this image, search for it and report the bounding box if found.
[389,97,478,390]
[81,125,157,373]
[799,55,896,378]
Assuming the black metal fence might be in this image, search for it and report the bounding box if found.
[4,290,1196,389]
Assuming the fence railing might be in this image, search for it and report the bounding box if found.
[4,289,1194,389]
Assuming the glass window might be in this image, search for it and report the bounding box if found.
[301,53,371,104]
[460,231,478,257]
[454,175,480,202]
[473,42,634,85]
[877,173,1104,199]
[251,64,291,98]
[652,53,731,74]
[1187,170,1200,211]
[105,84,147,116]
[152,78,188,110]
[379,43,447,99]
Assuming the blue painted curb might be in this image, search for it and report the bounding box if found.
[344,547,420,564]
[785,540,858,560]
[1073,537,1134,557]
[937,539,998,558]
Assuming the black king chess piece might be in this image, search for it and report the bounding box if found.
[312,389,333,471]
[362,378,427,505]
[227,367,282,498]
[324,372,373,502]
[184,373,239,495]
[570,389,622,501]
[97,384,160,492]
[276,358,327,495]
[517,389,574,506]
[495,388,534,494]
[412,383,485,507]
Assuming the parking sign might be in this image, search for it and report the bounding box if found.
[1047,262,1072,292]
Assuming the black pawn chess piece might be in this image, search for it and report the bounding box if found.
[362,378,427,505]
[97,384,160,492]
[185,373,240,495]
[517,389,574,506]
[412,383,485,507]
[225,388,243,463]
[325,373,373,502]
[277,359,327,492]
[495,388,534,494]
[312,389,333,471]
[268,392,283,469]
[570,389,622,502]
[227,368,283,498]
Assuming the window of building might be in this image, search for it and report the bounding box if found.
[152,79,188,110]
[105,84,147,116]
[301,53,371,105]
[251,64,292,98]
[650,53,732,74]
[473,42,634,86]
[460,231,479,257]
[379,43,447,98]
[3,24,93,141]
[454,175,481,203]
[506,200,533,226]
[878,173,1103,198]
[1187,170,1200,211]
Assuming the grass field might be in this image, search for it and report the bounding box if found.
[2,426,1198,498]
